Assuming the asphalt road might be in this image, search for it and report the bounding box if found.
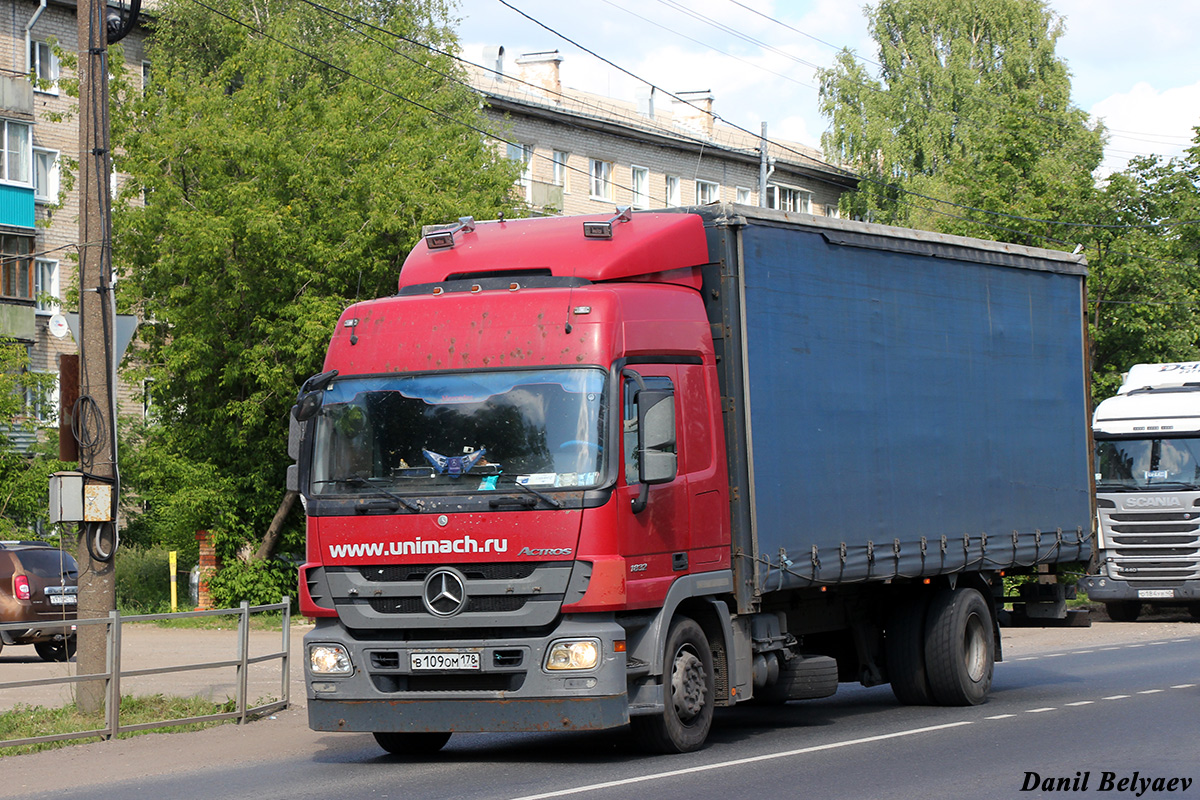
[2,612,1198,800]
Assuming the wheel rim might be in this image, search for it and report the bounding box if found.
[670,644,708,723]
[962,613,988,683]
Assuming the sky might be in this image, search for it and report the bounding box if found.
[454,0,1200,177]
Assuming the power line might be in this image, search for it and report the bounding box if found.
[492,0,1200,237]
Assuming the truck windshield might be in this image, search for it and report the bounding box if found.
[310,368,607,496]
[1095,437,1200,490]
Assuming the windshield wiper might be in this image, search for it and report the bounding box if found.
[488,480,561,510]
[344,477,422,512]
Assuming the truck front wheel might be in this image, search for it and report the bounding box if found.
[924,587,994,706]
[632,616,714,754]
[1105,601,1141,622]
[372,731,452,755]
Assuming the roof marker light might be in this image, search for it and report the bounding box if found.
[423,217,476,250]
[583,206,633,239]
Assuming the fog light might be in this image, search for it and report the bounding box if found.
[545,639,600,671]
[309,644,353,675]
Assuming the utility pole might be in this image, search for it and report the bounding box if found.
[74,0,117,716]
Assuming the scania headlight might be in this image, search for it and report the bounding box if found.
[309,644,353,675]
[545,639,601,671]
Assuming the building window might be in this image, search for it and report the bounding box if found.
[33,148,59,204]
[824,204,840,219]
[35,258,58,313]
[767,184,812,213]
[25,370,58,425]
[736,187,752,205]
[589,158,613,201]
[696,180,720,205]
[2,120,31,185]
[142,61,152,93]
[506,142,532,201]
[1,234,34,300]
[665,175,681,207]
[630,166,649,209]
[551,150,569,190]
[30,41,59,95]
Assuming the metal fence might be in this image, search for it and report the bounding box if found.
[0,599,291,749]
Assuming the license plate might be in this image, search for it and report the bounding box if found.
[410,651,480,671]
[1137,589,1175,599]
[48,595,77,606]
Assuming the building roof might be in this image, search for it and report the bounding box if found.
[464,55,855,189]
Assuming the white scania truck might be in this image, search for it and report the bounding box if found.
[1082,362,1200,621]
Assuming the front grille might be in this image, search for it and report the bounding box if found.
[1100,503,1200,582]
[358,563,541,582]
[324,561,578,630]
[367,595,528,614]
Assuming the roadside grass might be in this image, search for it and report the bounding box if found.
[122,611,292,632]
[0,694,260,756]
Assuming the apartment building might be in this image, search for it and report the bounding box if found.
[0,0,149,446]
[469,47,856,217]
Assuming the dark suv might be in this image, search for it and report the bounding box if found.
[0,541,78,661]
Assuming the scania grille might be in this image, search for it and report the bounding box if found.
[320,561,581,629]
[1099,507,1200,582]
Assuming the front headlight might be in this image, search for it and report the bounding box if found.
[309,643,353,675]
[545,639,601,671]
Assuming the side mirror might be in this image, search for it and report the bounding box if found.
[286,464,299,493]
[291,369,338,422]
[636,388,677,485]
[631,386,677,515]
[288,415,303,461]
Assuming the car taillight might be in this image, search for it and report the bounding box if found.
[14,575,31,600]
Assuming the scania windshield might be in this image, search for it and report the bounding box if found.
[1095,436,1200,491]
[310,368,607,497]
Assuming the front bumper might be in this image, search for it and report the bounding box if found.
[1078,575,1200,602]
[304,615,630,734]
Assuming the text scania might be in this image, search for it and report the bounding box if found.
[1123,497,1184,508]
[328,536,508,559]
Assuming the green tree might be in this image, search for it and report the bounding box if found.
[112,0,522,564]
[818,0,1104,243]
[0,339,67,537]
[1086,130,1200,401]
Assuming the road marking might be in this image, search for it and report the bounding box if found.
[1016,657,1038,661]
[1075,650,1093,654]
[1126,644,1145,648]
[986,714,1016,720]
[1171,684,1196,689]
[1099,646,1120,651]
[1065,701,1094,707]
[1137,689,1164,695]
[1103,694,1130,700]
[1026,707,1056,713]
[504,721,974,800]
[1045,653,1065,658]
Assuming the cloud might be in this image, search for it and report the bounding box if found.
[1090,80,1200,174]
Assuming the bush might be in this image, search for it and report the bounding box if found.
[206,557,298,608]
[115,545,193,613]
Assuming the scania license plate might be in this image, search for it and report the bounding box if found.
[1137,589,1175,599]
[49,595,77,606]
[410,651,480,671]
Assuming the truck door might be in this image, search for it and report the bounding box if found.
[620,366,691,607]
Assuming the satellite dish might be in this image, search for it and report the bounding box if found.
[48,313,70,339]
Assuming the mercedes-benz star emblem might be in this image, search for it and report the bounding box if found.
[422,568,468,617]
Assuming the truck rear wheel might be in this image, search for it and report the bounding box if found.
[1105,601,1141,622]
[886,595,933,705]
[631,616,714,754]
[923,587,993,706]
[372,731,452,755]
